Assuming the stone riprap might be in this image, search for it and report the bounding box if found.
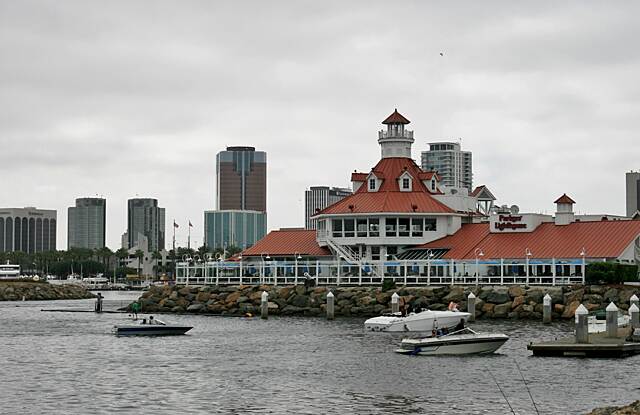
[586,400,640,415]
[132,284,639,319]
[0,281,94,301]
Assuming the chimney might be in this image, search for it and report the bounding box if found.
[554,194,575,225]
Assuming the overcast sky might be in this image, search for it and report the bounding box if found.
[2,1,639,250]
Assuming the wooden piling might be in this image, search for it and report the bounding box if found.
[630,303,639,329]
[630,294,639,311]
[326,291,335,320]
[575,304,589,344]
[391,292,399,314]
[606,302,618,338]
[467,292,476,322]
[94,293,103,313]
[261,291,268,320]
[543,293,552,324]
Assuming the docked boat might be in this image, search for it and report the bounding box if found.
[395,328,509,356]
[0,261,20,279]
[586,313,630,334]
[365,309,470,332]
[113,317,192,336]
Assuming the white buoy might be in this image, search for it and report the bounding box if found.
[261,291,269,320]
[543,294,552,324]
[391,292,400,314]
[606,302,618,338]
[326,291,335,320]
[467,292,476,322]
[575,304,589,344]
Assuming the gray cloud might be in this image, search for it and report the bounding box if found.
[1,1,639,249]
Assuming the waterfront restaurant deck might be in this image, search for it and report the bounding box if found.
[175,258,586,286]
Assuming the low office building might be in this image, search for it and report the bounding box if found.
[204,210,266,251]
[305,186,352,229]
[0,207,57,253]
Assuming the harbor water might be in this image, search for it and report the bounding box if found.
[1,291,638,414]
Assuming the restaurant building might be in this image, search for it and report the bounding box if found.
[176,110,640,286]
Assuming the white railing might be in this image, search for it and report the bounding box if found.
[175,258,587,287]
[378,130,414,139]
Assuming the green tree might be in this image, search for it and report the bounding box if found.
[134,249,144,277]
[151,250,162,278]
[115,248,129,268]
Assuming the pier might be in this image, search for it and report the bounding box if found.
[527,329,640,357]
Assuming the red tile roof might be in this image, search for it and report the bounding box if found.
[315,157,455,216]
[351,172,367,182]
[554,193,576,204]
[240,229,332,257]
[382,109,410,124]
[419,220,640,260]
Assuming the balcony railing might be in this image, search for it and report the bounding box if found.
[378,130,414,139]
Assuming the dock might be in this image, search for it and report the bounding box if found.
[527,328,640,358]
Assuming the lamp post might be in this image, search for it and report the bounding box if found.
[525,248,532,285]
[474,248,484,286]
[580,247,586,284]
[294,252,302,285]
[426,250,434,286]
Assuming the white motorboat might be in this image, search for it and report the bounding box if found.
[113,317,192,336]
[364,309,470,332]
[395,328,509,356]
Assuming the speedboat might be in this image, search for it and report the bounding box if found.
[364,309,470,332]
[113,317,192,336]
[395,328,509,356]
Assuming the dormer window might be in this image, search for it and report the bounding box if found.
[369,178,376,190]
[402,178,410,189]
[431,179,436,191]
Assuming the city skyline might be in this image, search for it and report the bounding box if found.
[2,2,639,250]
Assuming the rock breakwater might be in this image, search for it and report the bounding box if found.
[0,281,94,301]
[133,284,638,319]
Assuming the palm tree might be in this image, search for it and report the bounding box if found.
[115,248,129,269]
[134,249,144,277]
[151,250,162,279]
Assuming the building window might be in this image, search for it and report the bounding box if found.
[411,218,423,237]
[344,219,355,238]
[371,246,380,261]
[369,219,379,237]
[332,219,342,238]
[357,219,367,237]
[425,218,437,231]
[402,178,410,190]
[385,218,397,237]
[398,218,410,237]
[369,178,376,191]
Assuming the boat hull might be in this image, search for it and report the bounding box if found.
[113,325,192,336]
[364,310,470,332]
[396,333,509,355]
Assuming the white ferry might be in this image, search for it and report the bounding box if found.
[0,261,21,279]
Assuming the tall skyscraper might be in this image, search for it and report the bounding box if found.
[216,146,267,212]
[127,198,165,251]
[626,171,640,217]
[0,207,57,253]
[421,142,473,191]
[68,198,106,249]
[305,186,352,229]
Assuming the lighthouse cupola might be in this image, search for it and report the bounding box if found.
[378,109,414,159]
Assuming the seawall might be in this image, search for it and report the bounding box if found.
[0,281,95,301]
[132,283,639,319]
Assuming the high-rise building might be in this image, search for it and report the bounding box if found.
[0,207,57,253]
[204,210,266,251]
[305,186,352,229]
[68,198,106,249]
[127,198,165,251]
[626,171,640,217]
[216,146,267,212]
[421,142,473,191]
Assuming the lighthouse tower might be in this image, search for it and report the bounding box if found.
[378,109,414,159]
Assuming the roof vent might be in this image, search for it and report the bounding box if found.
[348,204,354,211]
[412,204,418,212]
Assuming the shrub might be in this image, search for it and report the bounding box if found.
[381,278,396,292]
[586,262,638,284]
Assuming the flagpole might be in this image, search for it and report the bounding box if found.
[188,220,191,251]
[173,219,176,252]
